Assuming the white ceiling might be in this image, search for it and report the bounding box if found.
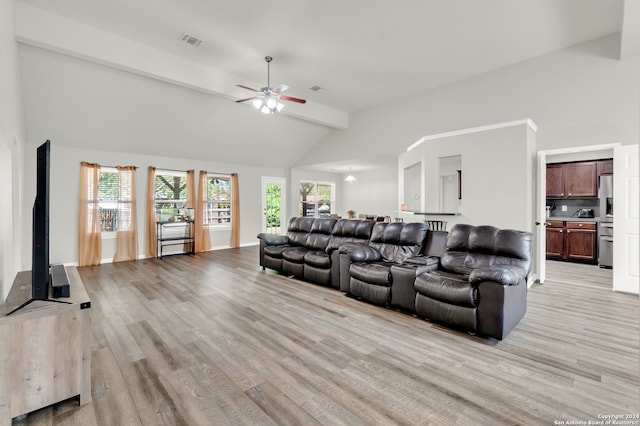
[15,0,633,169]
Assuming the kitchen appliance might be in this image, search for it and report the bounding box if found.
[577,208,594,218]
[599,221,613,268]
[599,175,613,220]
[598,175,613,268]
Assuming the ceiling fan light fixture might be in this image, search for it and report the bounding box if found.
[236,56,306,114]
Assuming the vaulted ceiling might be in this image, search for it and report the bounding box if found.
[15,0,636,168]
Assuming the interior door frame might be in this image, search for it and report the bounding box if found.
[536,143,620,284]
[613,144,639,294]
[261,176,287,234]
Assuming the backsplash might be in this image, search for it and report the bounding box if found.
[546,198,600,219]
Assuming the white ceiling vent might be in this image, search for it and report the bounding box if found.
[179,33,202,47]
[309,85,323,92]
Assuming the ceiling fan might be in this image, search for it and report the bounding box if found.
[236,56,306,114]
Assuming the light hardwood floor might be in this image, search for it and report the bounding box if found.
[13,249,640,425]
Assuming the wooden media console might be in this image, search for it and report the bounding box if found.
[0,266,91,425]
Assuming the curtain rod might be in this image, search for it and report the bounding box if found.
[154,167,193,173]
[97,164,138,170]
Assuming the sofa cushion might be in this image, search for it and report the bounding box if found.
[441,224,533,276]
[282,247,309,263]
[304,251,331,268]
[369,222,427,263]
[327,219,376,252]
[287,217,316,246]
[263,245,290,259]
[414,271,477,307]
[350,262,392,286]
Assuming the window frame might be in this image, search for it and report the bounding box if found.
[97,166,119,238]
[205,174,232,229]
[299,180,335,218]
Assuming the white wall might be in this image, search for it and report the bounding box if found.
[341,164,398,220]
[20,143,287,267]
[293,34,638,243]
[296,34,639,167]
[398,121,536,232]
[0,0,26,302]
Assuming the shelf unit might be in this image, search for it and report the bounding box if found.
[156,220,195,258]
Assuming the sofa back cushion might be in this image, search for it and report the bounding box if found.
[327,219,376,252]
[286,217,316,246]
[306,218,338,251]
[441,224,533,276]
[368,222,427,263]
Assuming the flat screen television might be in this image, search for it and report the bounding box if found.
[6,140,69,315]
[31,140,51,300]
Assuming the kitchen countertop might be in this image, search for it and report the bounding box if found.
[547,216,599,223]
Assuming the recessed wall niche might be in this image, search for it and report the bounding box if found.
[403,162,421,212]
[438,155,461,213]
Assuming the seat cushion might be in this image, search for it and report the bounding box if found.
[263,245,290,259]
[304,251,331,268]
[414,271,477,307]
[282,247,309,263]
[349,262,392,286]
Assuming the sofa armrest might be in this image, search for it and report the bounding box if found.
[469,266,527,286]
[403,255,440,274]
[257,233,289,246]
[339,243,381,262]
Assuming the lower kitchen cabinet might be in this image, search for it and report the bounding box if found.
[565,222,597,262]
[545,221,565,258]
[546,220,597,263]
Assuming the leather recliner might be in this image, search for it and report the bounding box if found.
[282,217,337,278]
[259,217,316,272]
[414,224,533,340]
[339,222,427,306]
[305,218,375,287]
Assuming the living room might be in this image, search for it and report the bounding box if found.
[1,1,639,424]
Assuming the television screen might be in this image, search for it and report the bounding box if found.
[31,140,50,300]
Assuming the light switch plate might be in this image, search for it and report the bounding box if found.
[561,205,568,212]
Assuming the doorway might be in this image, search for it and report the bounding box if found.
[536,143,618,285]
[261,177,286,235]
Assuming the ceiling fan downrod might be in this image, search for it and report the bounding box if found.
[265,56,272,91]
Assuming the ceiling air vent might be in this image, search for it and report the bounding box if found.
[309,85,323,92]
[179,33,202,47]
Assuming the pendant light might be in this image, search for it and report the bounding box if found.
[345,168,357,182]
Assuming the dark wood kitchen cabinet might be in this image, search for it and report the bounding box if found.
[546,161,598,199]
[565,222,597,262]
[545,220,565,258]
[597,159,613,176]
[546,220,596,263]
[546,164,565,199]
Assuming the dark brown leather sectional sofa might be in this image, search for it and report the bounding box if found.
[258,217,532,340]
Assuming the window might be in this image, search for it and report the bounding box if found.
[206,175,231,226]
[97,167,118,232]
[299,181,334,217]
[154,169,188,215]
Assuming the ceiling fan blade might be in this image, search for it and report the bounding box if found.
[236,97,258,103]
[280,95,306,104]
[272,83,289,94]
[236,84,259,92]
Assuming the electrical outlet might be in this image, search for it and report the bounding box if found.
[561,205,568,212]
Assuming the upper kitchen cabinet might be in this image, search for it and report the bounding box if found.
[597,159,613,176]
[546,164,565,198]
[547,161,598,199]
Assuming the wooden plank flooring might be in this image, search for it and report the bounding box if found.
[12,250,640,425]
